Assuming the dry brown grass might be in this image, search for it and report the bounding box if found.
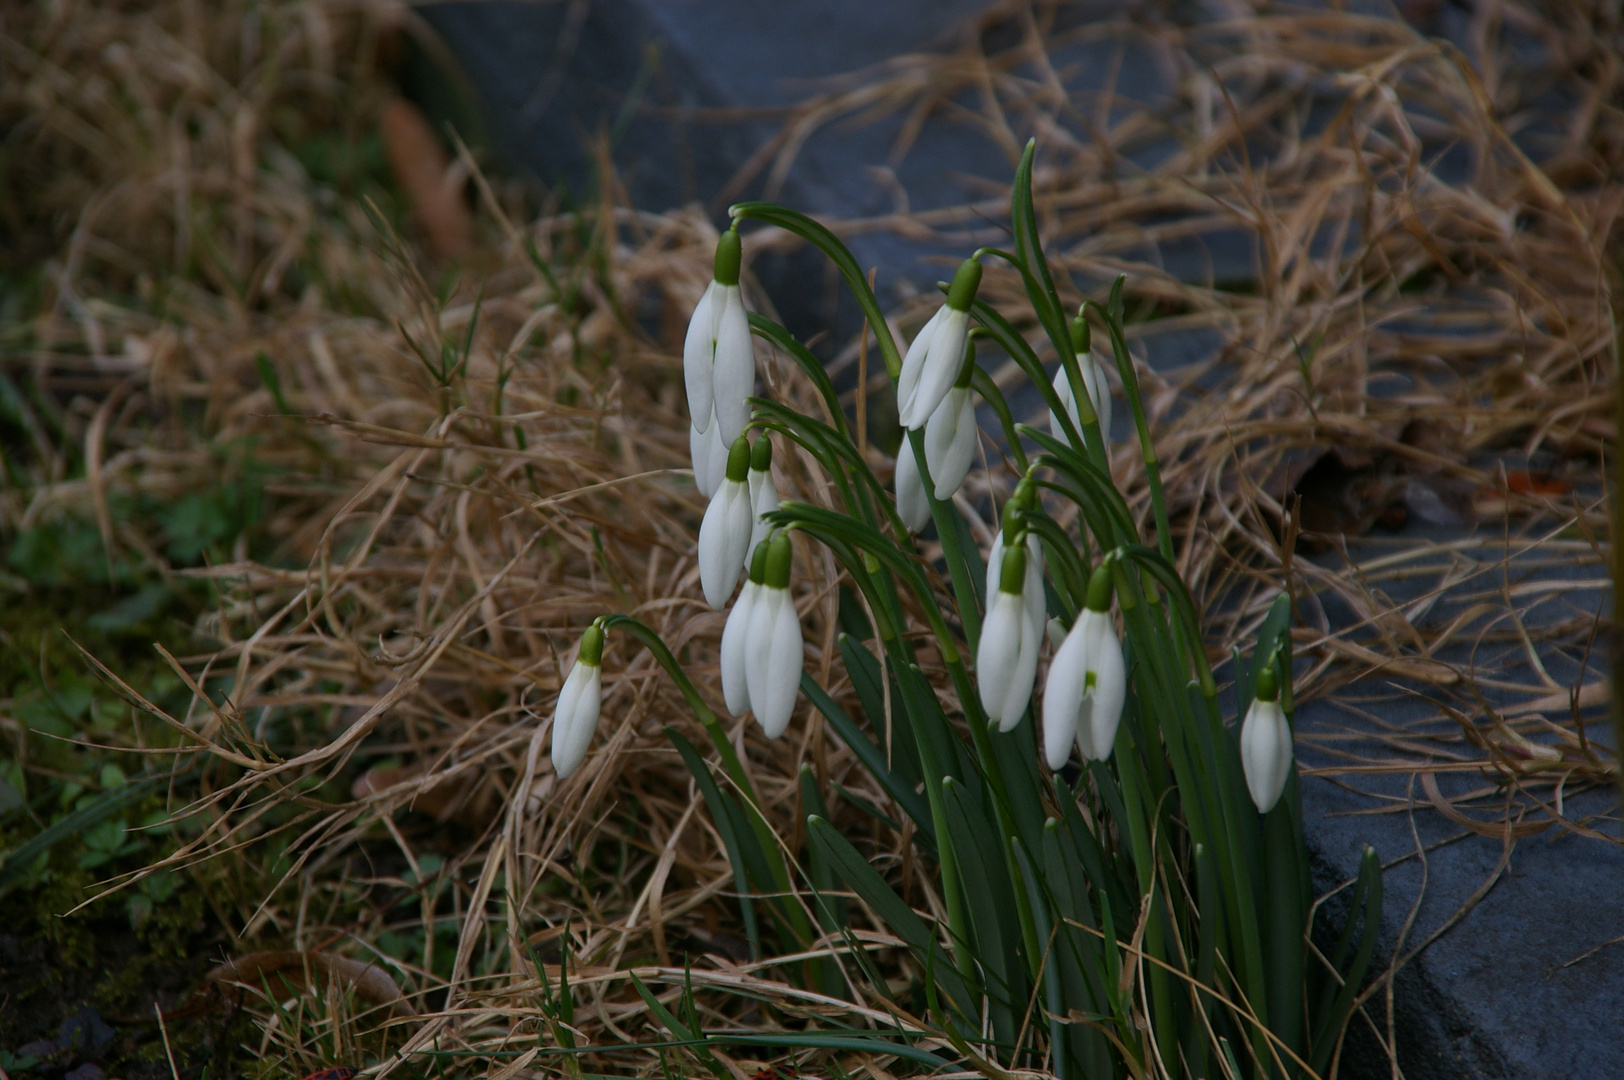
[3,0,1620,1076]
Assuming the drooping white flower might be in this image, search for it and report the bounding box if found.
[747,435,780,555]
[897,258,982,429]
[698,435,754,609]
[720,542,769,716]
[744,532,803,737]
[1240,672,1293,814]
[690,404,727,498]
[683,228,753,444]
[1049,350,1112,446]
[551,623,604,779]
[1042,568,1125,769]
[977,538,1043,731]
[986,522,1045,641]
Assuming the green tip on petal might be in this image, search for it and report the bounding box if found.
[578,623,605,667]
[1085,563,1114,613]
[750,433,773,472]
[945,257,983,311]
[713,228,742,286]
[748,538,770,584]
[724,434,751,483]
[1070,313,1091,355]
[765,531,793,589]
[1256,663,1280,703]
[998,540,1027,594]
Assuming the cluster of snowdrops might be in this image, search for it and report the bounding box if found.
[547,228,1293,816]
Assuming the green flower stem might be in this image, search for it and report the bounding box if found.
[910,425,983,651]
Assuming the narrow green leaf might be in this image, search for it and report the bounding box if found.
[806,815,977,1019]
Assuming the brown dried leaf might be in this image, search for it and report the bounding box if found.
[207,951,415,1017]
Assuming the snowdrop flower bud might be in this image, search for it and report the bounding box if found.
[1240,666,1293,814]
[551,622,604,779]
[1049,316,1112,445]
[747,435,780,554]
[897,258,981,429]
[690,404,727,498]
[1043,564,1126,769]
[721,541,769,716]
[684,229,753,443]
[977,538,1042,732]
[698,435,754,609]
[745,532,803,737]
[985,490,1045,638]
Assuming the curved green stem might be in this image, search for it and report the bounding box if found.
[729,202,902,377]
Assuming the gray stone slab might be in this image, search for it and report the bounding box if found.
[1291,529,1619,1079]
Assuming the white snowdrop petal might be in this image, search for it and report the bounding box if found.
[683,284,717,429]
[904,308,969,429]
[1043,622,1088,767]
[1240,699,1293,813]
[712,287,754,445]
[749,472,779,554]
[896,308,944,428]
[929,390,978,500]
[977,591,1024,720]
[551,663,601,779]
[690,409,727,498]
[1085,611,1126,761]
[744,587,779,717]
[757,590,804,737]
[699,480,752,609]
[894,439,931,532]
[1048,365,1077,441]
[998,611,1040,731]
[720,583,758,716]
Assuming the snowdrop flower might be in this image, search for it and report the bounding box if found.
[977,537,1043,732]
[550,622,604,779]
[985,489,1045,639]
[1240,666,1293,814]
[683,228,753,445]
[897,351,979,532]
[897,258,982,429]
[745,532,803,737]
[698,435,754,609]
[747,435,780,554]
[720,541,769,716]
[1042,565,1126,769]
[1049,316,1112,445]
[690,404,727,498]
